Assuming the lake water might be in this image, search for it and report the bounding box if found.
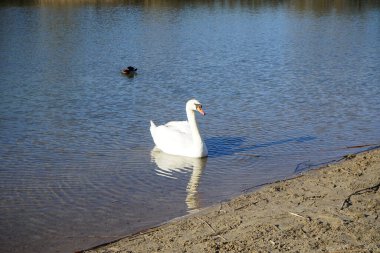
[1,1,380,252]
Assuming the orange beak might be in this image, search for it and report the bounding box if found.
[197,107,206,116]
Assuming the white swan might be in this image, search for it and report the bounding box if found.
[150,99,208,158]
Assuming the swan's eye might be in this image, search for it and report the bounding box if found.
[195,104,202,109]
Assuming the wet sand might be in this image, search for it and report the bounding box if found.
[83,148,380,253]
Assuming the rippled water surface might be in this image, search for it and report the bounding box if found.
[1,1,380,252]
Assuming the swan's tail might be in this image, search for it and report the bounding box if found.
[150,121,157,145]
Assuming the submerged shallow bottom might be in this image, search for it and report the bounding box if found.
[84,148,380,253]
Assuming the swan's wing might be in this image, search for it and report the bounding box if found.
[150,121,193,154]
[155,121,191,142]
[164,121,190,135]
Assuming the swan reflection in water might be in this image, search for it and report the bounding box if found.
[151,148,207,211]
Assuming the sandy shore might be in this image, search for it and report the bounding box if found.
[83,148,380,253]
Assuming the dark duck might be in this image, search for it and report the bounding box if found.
[122,66,138,76]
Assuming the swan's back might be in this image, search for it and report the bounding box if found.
[164,121,191,134]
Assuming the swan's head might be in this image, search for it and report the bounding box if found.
[186,99,206,116]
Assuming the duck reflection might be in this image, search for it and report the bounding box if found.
[151,148,207,211]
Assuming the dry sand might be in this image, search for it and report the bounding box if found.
[83,148,380,253]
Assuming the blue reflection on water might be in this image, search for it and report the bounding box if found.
[206,136,316,158]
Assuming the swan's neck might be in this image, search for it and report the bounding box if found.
[186,109,203,145]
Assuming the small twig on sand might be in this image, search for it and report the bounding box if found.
[196,217,216,233]
[340,182,380,210]
[329,249,366,253]
[288,212,306,219]
[196,217,227,241]
[218,202,227,214]
[235,202,257,211]
[242,174,304,193]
